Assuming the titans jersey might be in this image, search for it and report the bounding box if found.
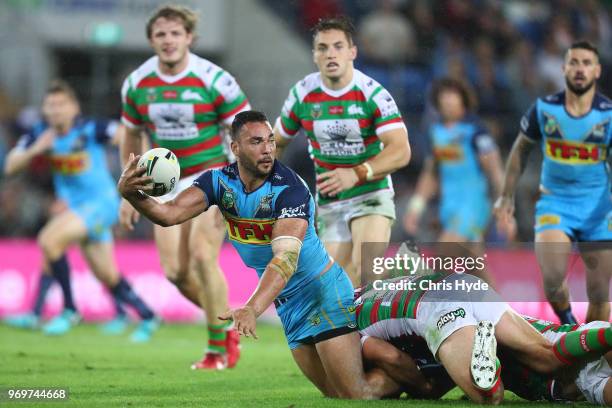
[193,161,331,298]
[430,116,495,206]
[17,118,119,207]
[521,91,612,196]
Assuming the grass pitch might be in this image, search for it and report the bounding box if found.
[0,323,585,407]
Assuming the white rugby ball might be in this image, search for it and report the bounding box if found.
[137,148,180,197]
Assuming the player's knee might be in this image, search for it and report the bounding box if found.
[189,249,218,274]
[37,231,61,260]
[163,264,188,287]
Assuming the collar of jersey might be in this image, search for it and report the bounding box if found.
[154,53,195,83]
[319,70,357,98]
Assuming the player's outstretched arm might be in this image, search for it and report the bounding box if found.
[4,129,54,176]
[219,218,306,338]
[493,132,535,223]
[118,153,208,227]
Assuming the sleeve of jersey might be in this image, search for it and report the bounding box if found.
[519,103,542,142]
[276,87,301,139]
[120,78,143,129]
[192,170,217,207]
[211,70,250,126]
[94,120,119,144]
[370,87,406,136]
[274,184,311,221]
[472,125,498,155]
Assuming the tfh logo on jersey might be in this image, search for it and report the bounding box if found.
[545,140,607,164]
[225,215,274,245]
[436,308,466,330]
[50,152,90,175]
[433,145,463,162]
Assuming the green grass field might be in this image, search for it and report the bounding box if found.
[0,323,586,407]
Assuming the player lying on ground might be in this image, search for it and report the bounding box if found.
[118,110,407,399]
[363,317,612,405]
[355,272,612,404]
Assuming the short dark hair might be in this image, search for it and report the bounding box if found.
[567,40,600,60]
[311,16,355,46]
[430,78,477,112]
[231,110,270,141]
[146,4,198,39]
[45,79,78,102]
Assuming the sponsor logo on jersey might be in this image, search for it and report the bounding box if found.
[545,139,607,164]
[433,145,464,162]
[311,103,322,119]
[436,308,466,330]
[328,105,344,115]
[537,214,561,227]
[373,90,399,117]
[181,89,203,101]
[348,104,365,116]
[163,90,177,99]
[278,204,307,219]
[146,88,157,102]
[225,215,275,245]
[50,152,90,175]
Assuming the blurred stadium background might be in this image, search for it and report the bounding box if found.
[0,0,609,318]
[0,1,609,405]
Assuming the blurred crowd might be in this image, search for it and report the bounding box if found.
[270,0,612,241]
[1,0,612,241]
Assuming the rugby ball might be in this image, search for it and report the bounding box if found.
[137,148,180,197]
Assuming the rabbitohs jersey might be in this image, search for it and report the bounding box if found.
[355,273,447,336]
[277,70,406,205]
[121,53,250,178]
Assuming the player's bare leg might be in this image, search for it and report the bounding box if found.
[580,247,612,322]
[37,211,89,334]
[314,331,399,399]
[535,230,576,323]
[291,344,338,397]
[437,325,504,404]
[438,230,495,285]
[38,211,88,262]
[81,240,158,342]
[349,215,392,287]
[494,309,569,374]
[154,222,203,307]
[323,241,352,281]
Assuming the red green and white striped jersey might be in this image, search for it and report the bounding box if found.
[523,316,582,340]
[276,70,406,205]
[356,273,446,338]
[121,53,250,177]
